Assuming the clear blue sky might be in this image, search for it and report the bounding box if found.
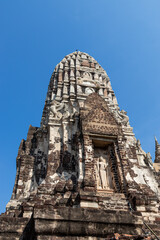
[1,0,160,214]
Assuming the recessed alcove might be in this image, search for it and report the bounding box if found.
[91,135,117,193]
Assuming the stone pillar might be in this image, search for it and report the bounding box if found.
[56,83,62,101]
[83,135,96,190]
[47,122,62,178]
[62,120,71,152]
[78,140,83,181]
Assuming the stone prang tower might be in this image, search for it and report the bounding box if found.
[0,51,160,240]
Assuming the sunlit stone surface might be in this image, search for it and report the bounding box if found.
[0,51,160,239]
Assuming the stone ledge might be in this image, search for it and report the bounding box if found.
[34,206,143,225]
[35,219,142,236]
[0,216,30,233]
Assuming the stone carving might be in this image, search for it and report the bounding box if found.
[136,139,141,151]
[85,87,95,94]
[71,102,79,119]
[50,101,74,122]
[78,78,95,87]
[145,152,154,169]
[118,110,129,126]
[94,147,113,191]
[50,100,64,120]
[136,139,146,166]
[136,139,145,155]
[63,104,70,121]
[113,109,129,126]
[82,72,92,80]
[78,71,101,89]
[97,156,110,190]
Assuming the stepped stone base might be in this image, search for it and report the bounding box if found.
[0,207,144,240]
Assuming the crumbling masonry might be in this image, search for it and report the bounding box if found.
[0,51,160,240]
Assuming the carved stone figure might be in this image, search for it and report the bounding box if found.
[136,139,141,150]
[63,104,70,121]
[97,156,109,190]
[50,100,64,120]
[77,71,101,89]
[136,139,146,166]
[118,110,129,126]
[145,152,154,169]
[136,139,145,155]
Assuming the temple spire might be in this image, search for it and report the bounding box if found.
[154,136,160,163]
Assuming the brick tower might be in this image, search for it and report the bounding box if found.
[0,52,160,240]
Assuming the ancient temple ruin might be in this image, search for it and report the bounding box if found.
[0,51,160,239]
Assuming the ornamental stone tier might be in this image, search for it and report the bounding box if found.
[0,51,160,240]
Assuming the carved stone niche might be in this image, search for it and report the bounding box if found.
[92,136,116,193]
